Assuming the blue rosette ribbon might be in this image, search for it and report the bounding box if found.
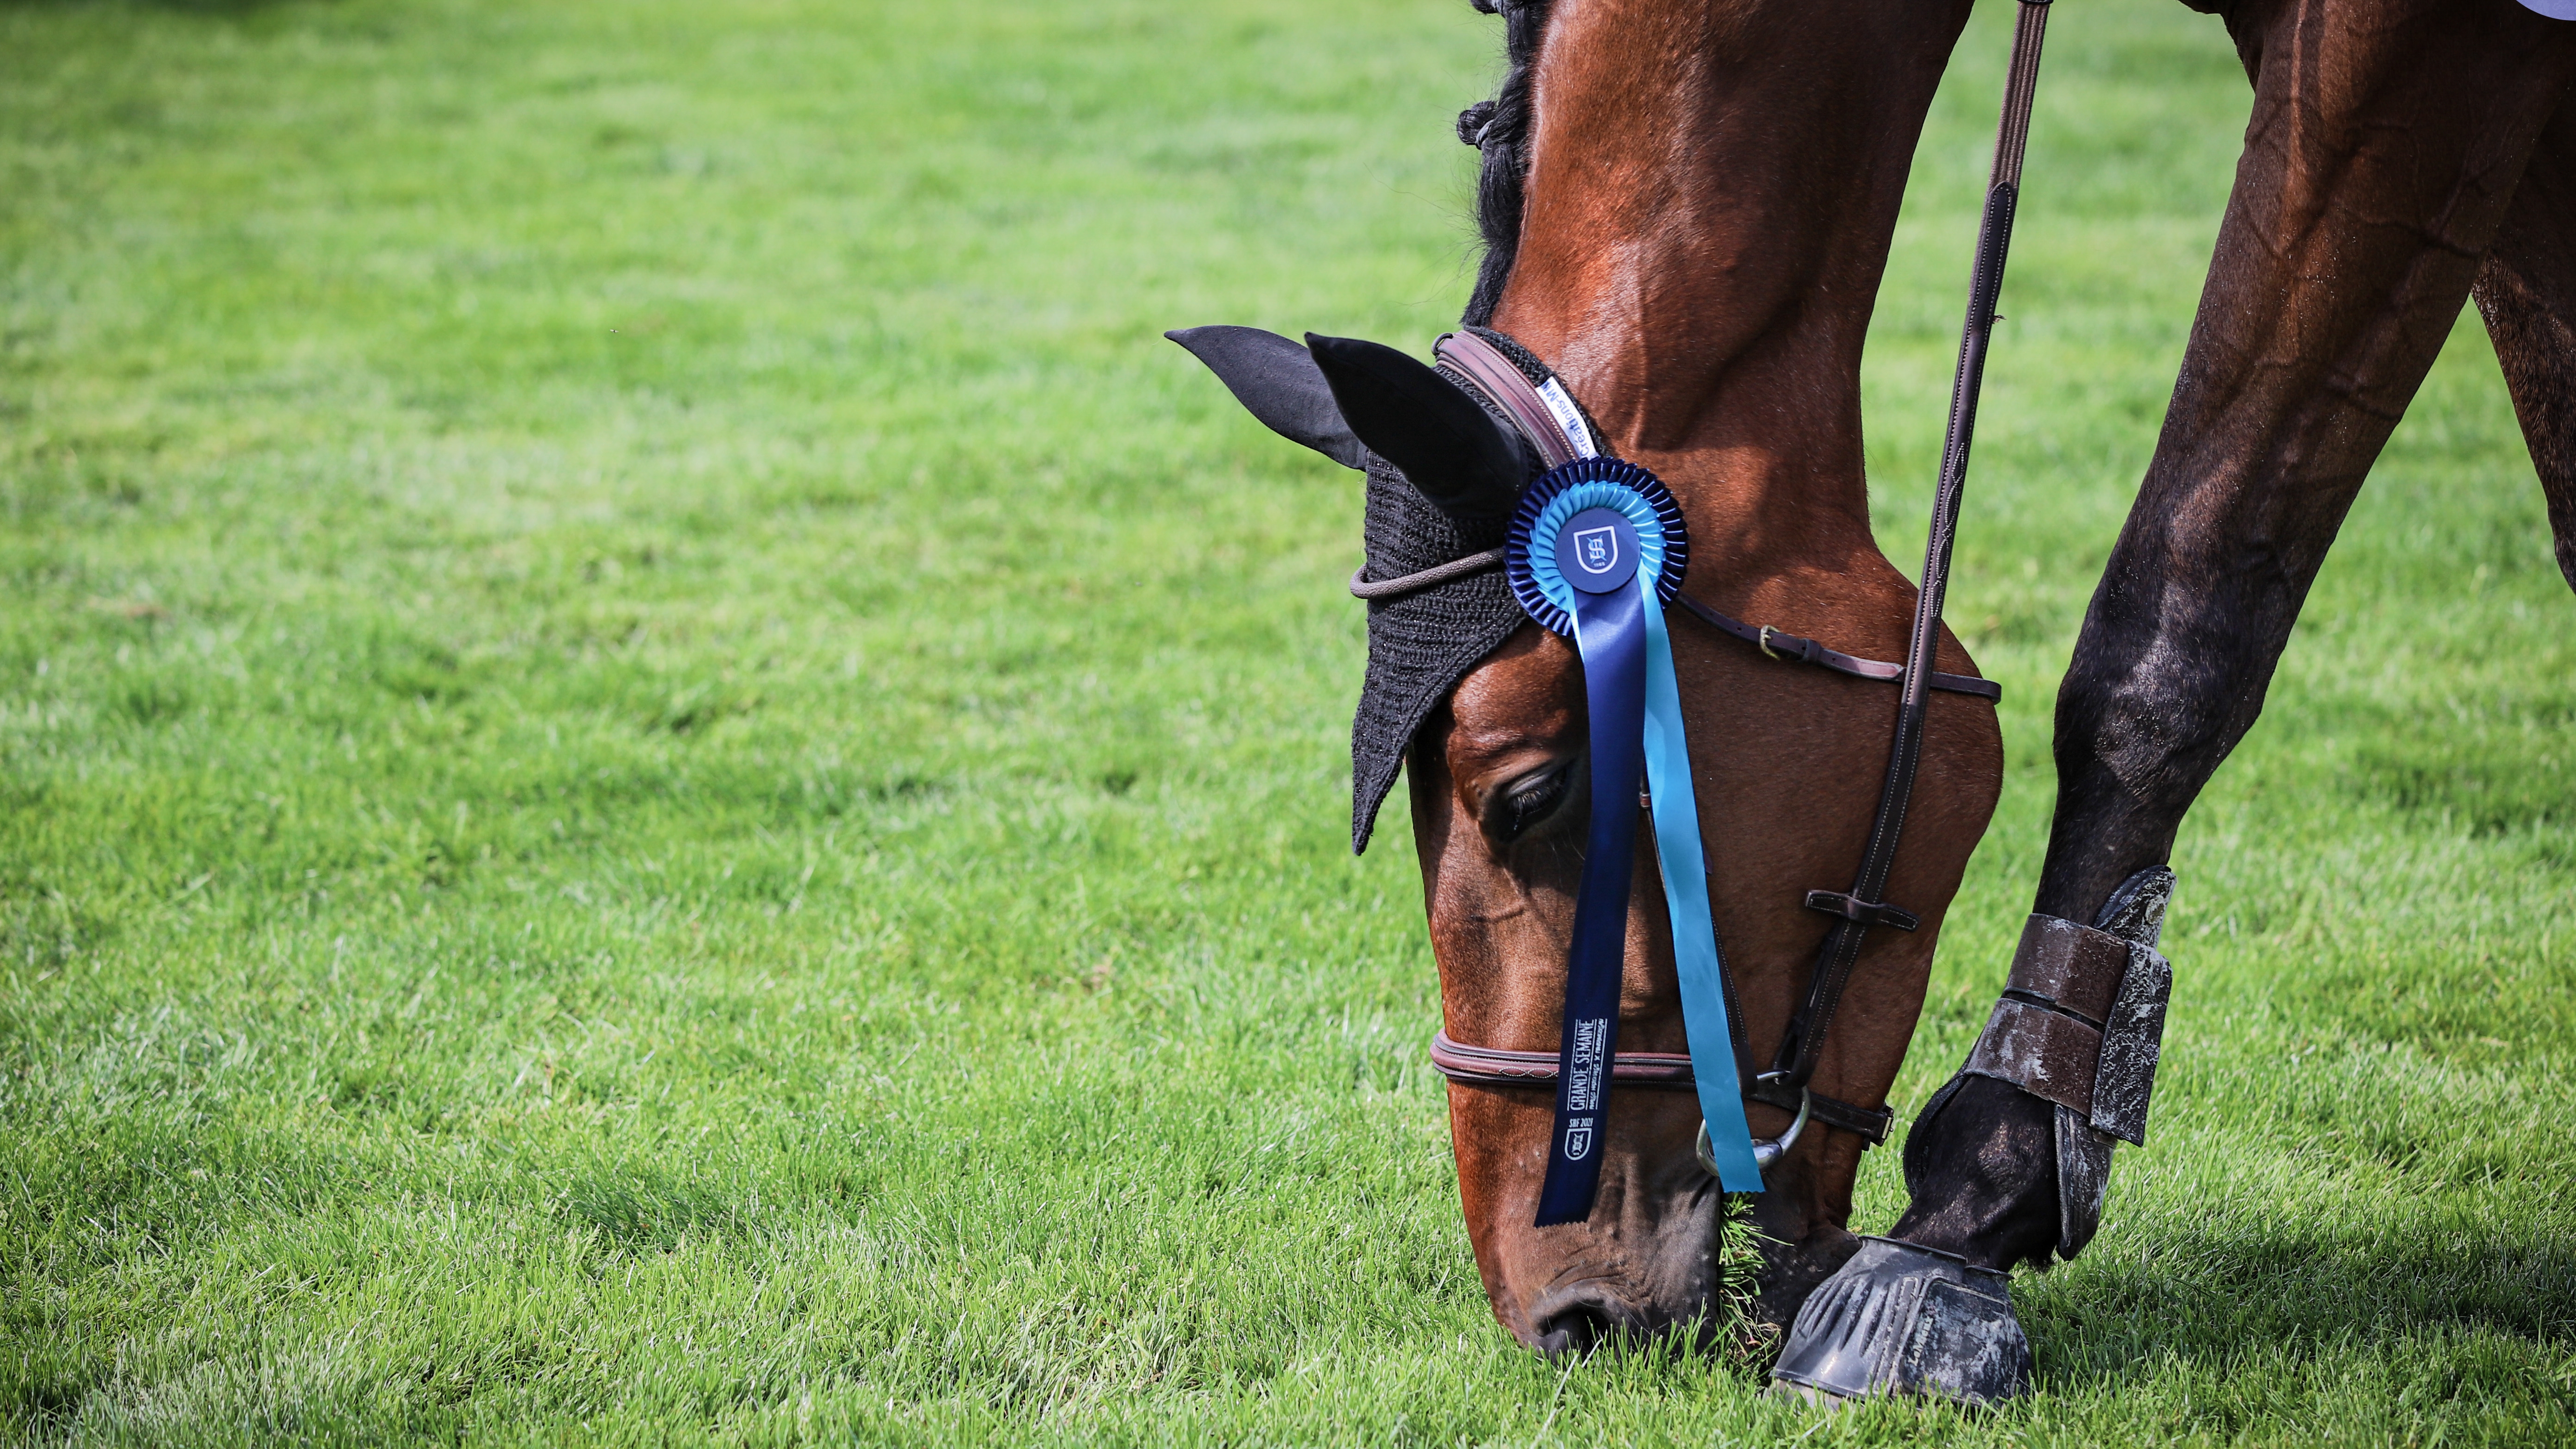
[1506,458,1764,1222]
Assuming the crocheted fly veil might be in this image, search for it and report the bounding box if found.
[1350,451,1525,851]
[1167,325,1584,852]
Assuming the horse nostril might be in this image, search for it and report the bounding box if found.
[1532,1299,1627,1356]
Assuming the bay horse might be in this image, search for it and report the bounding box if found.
[1171,0,2576,1402]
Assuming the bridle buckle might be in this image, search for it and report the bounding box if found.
[1698,1071,1812,1181]
[1758,624,1787,660]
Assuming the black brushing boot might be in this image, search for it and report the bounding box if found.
[1769,867,2176,1405]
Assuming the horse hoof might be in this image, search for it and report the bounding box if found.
[1769,1236,2031,1406]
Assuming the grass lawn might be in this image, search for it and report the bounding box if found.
[4,0,2572,1442]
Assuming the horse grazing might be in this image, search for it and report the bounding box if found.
[1173,0,2576,1403]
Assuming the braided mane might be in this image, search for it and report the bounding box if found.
[1459,0,1555,327]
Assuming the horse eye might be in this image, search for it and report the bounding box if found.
[1495,764,1572,842]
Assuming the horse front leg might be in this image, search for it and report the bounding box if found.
[1771,0,2576,1404]
[2476,97,2576,594]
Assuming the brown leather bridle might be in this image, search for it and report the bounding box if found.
[1376,327,2000,1151]
[1395,0,2054,1182]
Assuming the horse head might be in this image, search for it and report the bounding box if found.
[1171,0,2001,1351]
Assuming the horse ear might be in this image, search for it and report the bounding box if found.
[1166,326,1368,470]
[1304,333,1531,518]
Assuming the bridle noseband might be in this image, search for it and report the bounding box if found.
[1428,1031,1815,1175]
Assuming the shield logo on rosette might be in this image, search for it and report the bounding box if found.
[1573,525,1620,576]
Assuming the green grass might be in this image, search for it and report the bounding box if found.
[3,0,2570,1442]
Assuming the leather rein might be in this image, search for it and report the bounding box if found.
[1392,0,2054,1170]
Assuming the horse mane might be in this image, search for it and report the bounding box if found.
[1459,0,1555,327]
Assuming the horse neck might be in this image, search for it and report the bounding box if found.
[1486,0,1971,582]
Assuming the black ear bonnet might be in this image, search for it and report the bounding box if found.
[1346,450,1527,851]
[1344,331,1596,852]
[1169,324,1598,852]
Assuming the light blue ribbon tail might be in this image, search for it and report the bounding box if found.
[1639,578,1764,1192]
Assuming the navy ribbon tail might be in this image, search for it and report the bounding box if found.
[1532,581,1649,1226]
